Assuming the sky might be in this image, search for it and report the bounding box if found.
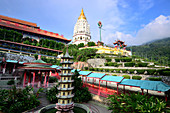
[0,0,170,46]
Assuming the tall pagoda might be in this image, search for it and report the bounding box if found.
[56,49,74,113]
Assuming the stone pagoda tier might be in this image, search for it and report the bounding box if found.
[56,50,74,113]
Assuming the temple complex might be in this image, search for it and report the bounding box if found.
[72,9,91,45]
[56,49,74,113]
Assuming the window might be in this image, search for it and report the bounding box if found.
[63,92,65,96]
[68,100,69,103]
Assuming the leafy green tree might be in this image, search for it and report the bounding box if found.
[72,70,92,103]
[107,93,167,113]
[78,43,84,48]
[87,41,96,46]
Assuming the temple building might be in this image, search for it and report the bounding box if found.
[72,9,91,45]
[56,49,74,113]
[0,15,71,58]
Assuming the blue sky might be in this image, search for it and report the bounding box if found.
[0,0,170,45]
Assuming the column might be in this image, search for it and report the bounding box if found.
[47,71,49,87]
[93,78,94,88]
[141,89,144,95]
[28,72,31,86]
[38,71,42,87]
[13,64,16,73]
[98,80,101,96]
[117,84,119,94]
[32,72,35,88]
[44,72,47,88]
[23,71,27,87]
[3,63,6,74]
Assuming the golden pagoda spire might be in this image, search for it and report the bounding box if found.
[78,8,87,20]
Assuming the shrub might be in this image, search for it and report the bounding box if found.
[106,58,112,62]
[84,67,88,70]
[162,71,170,76]
[124,62,135,67]
[121,69,127,73]
[136,70,145,74]
[112,74,117,76]
[132,76,142,80]
[148,77,162,81]
[89,68,94,71]
[7,79,15,85]
[104,63,109,66]
[49,77,58,83]
[128,69,135,74]
[95,54,100,58]
[105,69,110,72]
[122,75,130,79]
[115,58,120,62]
[146,69,156,75]
[46,85,58,103]
[136,63,148,67]
[99,68,103,72]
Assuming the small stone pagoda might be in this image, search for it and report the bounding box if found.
[56,49,74,113]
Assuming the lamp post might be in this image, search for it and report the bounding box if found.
[98,21,102,42]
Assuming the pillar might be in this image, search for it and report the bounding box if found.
[44,72,47,88]
[28,72,31,86]
[23,71,27,87]
[106,81,107,92]
[85,77,87,86]
[3,63,6,74]
[93,78,94,88]
[47,72,49,87]
[13,64,16,73]
[141,89,144,95]
[32,72,35,87]
[117,84,119,94]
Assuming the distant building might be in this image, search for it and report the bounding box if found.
[0,15,71,58]
[72,9,91,45]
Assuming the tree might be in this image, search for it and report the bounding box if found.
[78,43,84,48]
[107,93,167,113]
[87,42,96,46]
[72,70,92,103]
[34,54,38,60]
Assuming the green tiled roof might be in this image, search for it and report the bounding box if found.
[79,71,92,75]
[119,79,170,92]
[71,69,81,73]
[87,73,106,78]
[101,76,124,82]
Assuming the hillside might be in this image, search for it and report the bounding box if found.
[127,37,170,66]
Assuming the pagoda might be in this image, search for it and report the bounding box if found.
[113,40,127,50]
[56,49,74,113]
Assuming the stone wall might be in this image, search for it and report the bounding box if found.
[87,58,106,68]
[1,52,35,62]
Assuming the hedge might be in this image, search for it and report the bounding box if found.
[148,77,162,81]
[122,75,130,79]
[84,67,88,70]
[132,76,142,80]
[7,80,15,85]
[124,62,135,67]
[136,63,148,67]
[146,69,156,75]
[112,74,117,76]
[106,58,112,62]
[88,68,170,76]
[114,57,132,62]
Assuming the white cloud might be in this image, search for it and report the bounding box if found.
[135,15,170,45]
[103,15,170,46]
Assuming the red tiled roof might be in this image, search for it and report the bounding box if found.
[0,39,63,53]
[0,15,37,27]
[0,18,71,42]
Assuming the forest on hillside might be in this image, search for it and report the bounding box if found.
[127,37,170,66]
